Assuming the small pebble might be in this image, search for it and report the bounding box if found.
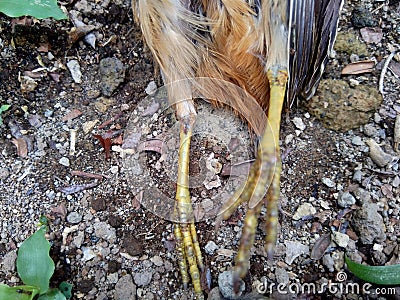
[67,60,82,83]
[353,170,363,183]
[115,275,136,300]
[351,136,364,146]
[332,232,350,248]
[275,268,289,285]
[67,212,82,224]
[0,167,10,180]
[293,203,316,220]
[293,117,306,131]
[363,124,377,137]
[285,134,294,145]
[145,81,157,95]
[205,241,219,255]
[218,270,245,299]
[338,191,356,208]
[366,139,393,167]
[322,254,335,272]
[151,255,163,267]
[392,176,400,188]
[322,177,335,188]
[59,157,70,167]
[134,271,152,287]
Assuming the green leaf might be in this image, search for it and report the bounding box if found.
[0,0,67,20]
[58,281,72,299]
[345,256,400,285]
[37,289,67,300]
[16,226,55,294]
[0,284,40,300]
[0,104,10,112]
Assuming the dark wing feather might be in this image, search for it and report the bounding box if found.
[287,0,343,107]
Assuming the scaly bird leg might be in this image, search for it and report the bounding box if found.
[221,68,288,280]
[173,113,204,299]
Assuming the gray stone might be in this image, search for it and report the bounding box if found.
[352,202,386,244]
[94,221,116,243]
[275,268,289,285]
[133,271,152,287]
[292,203,316,220]
[208,287,223,300]
[205,240,219,255]
[59,157,70,167]
[99,57,125,96]
[218,270,245,299]
[114,274,136,300]
[67,212,82,224]
[322,178,335,188]
[145,81,157,95]
[284,241,309,264]
[2,251,17,273]
[338,191,356,208]
[352,170,363,183]
[150,255,163,267]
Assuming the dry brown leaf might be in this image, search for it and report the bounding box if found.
[360,27,383,44]
[221,160,252,177]
[51,203,67,218]
[49,73,61,83]
[93,134,112,159]
[137,139,164,154]
[68,25,96,46]
[62,109,82,121]
[141,102,160,116]
[37,43,50,52]
[132,191,143,210]
[341,61,375,75]
[70,170,104,180]
[12,138,28,157]
[23,71,43,79]
[389,60,400,77]
[310,233,331,260]
[58,180,100,194]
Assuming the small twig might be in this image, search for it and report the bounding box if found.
[69,128,77,156]
[137,220,163,237]
[379,50,399,95]
[70,170,105,180]
[372,3,385,13]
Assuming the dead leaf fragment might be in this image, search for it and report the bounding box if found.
[360,27,383,44]
[19,75,38,93]
[390,61,400,78]
[311,234,331,260]
[394,114,400,152]
[68,25,96,46]
[342,61,375,75]
[58,180,100,194]
[62,108,82,121]
[37,43,50,52]
[49,73,61,83]
[137,139,164,154]
[93,134,112,159]
[51,203,67,218]
[12,138,28,157]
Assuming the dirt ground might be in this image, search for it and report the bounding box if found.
[0,0,400,299]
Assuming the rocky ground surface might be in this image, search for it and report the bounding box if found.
[0,0,400,299]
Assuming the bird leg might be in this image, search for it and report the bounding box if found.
[173,111,204,299]
[221,67,288,280]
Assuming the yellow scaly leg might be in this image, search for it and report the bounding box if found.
[175,117,204,299]
[227,68,288,280]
